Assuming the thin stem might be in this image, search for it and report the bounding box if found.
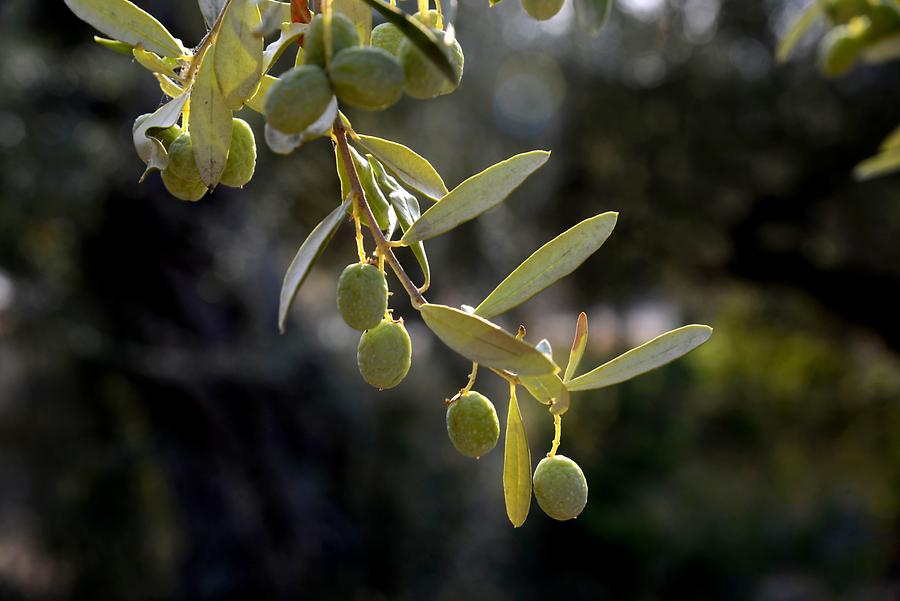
[351,197,366,262]
[333,117,427,308]
[548,414,561,457]
[460,362,478,395]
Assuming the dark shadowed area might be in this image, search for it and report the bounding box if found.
[1,0,900,599]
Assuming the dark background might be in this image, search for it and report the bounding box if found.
[2,0,900,599]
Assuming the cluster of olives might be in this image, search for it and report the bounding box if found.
[445,389,588,521]
[264,11,464,136]
[337,262,411,389]
[819,0,900,76]
[139,116,257,201]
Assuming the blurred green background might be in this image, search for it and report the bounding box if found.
[2,0,900,599]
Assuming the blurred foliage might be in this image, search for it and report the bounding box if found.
[1,0,900,599]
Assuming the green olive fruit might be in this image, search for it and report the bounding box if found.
[337,263,389,331]
[861,2,900,41]
[446,391,500,458]
[818,24,862,76]
[135,114,182,149]
[160,133,207,202]
[329,47,404,110]
[824,0,869,23]
[413,9,441,28]
[264,65,333,134]
[533,455,588,521]
[357,319,412,389]
[303,13,360,68]
[398,29,464,99]
[521,0,565,21]
[370,23,404,56]
[220,118,256,188]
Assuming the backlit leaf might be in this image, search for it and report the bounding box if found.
[563,312,588,383]
[420,304,559,376]
[262,23,306,71]
[503,385,532,528]
[94,36,135,55]
[279,198,352,333]
[566,325,713,392]
[64,0,187,58]
[352,0,457,82]
[879,124,900,151]
[475,212,618,319]
[356,135,448,201]
[775,0,823,63]
[335,0,373,44]
[133,46,179,77]
[215,0,264,110]
[132,93,188,179]
[401,151,550,244]
[521,372,571,415]
[191,44,234,187]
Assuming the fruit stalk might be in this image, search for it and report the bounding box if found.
[333,116,427,308]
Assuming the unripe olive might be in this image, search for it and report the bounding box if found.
[329,47,404,110]
[357,319,412,389]
[264,65,333,134]
[818,24,862,76]
[337,263,389,331]
[533,454,588,521]
[824,0,869,24]
[135,115,183,150]
[371,23,404,56]
[303,13,360,68]
[161,133,207,202]
[861,2,900,41]
[521,0,565,21]
[446,391,500,458]
[220,118,256,188]
[398,29,464,99]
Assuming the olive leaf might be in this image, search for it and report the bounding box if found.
[879,124,900,151]
[400,151,550,244]
[853,147,900,181]
[775,0,823,63]
[521,372,571,415]
[370,158,431,289]
[352,0,457,83]
[566,325,713,392]
[264,95,337,153]
[94,36,135,55]
[356,135,449,201]
[215,0,264,110]
[475,212,618,319]
[335,147,396,232]
[198,0,228,28]
[503,385,532,528]
[262,23,307,72]
[64,0,187,58]
[279,198,352,333]
[191,44,234,187]
[256,1,292,37]
[419,304,559,376]
[563,312,588,382]
[572,0,614,35]
[245,74,278,113]
[334,0,374,44]
[156,74,185,99]
[133,46,179,77]
[132,93,189,179]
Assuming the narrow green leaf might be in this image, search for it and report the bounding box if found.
[156,74,184,98]
[64,0,186,58]
[401,151,550,244]
[776,1,823,63]
[475,212,618,319]
[356,135,448,201]
[133,46,179,77]
[335,146,395,232]
[132,94,188,179]
[420,304,559,376]
[563,312,588,383]
[245,74,278,114]
[278,198,352,333]
[94,36,135,55]
[572,0,613,35]
[215,0,264,110]
[335,0,373,44]
[351,0,456,82]
[521,372,571,415]
[853,148,900,181]
[503,385,532,528]
[879,123,900,151]
[566,325,713,392]
[191,44,234,187]
[262,23,307,71]
[370,158,431,288]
